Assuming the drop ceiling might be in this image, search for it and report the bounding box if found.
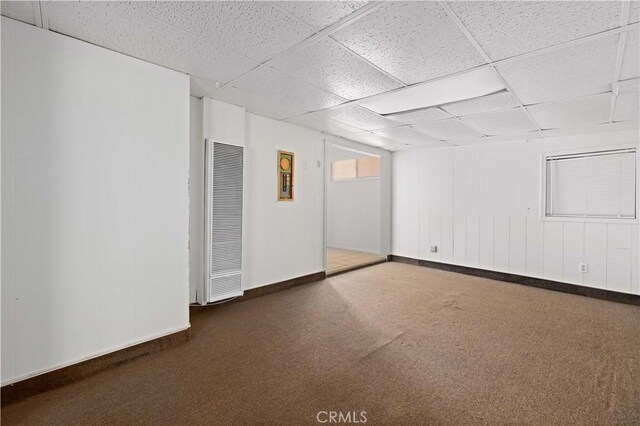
[1,1,638,151]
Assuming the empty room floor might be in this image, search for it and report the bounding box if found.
[2,262,639,425]
[326,247,385,275]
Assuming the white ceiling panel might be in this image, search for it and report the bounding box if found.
[190,76,220,99]
[373,126,441,145]
[620,29,639,80]
[386,108,451,125]
[481,132,544,144]
[271,38,402,100]
[412,119,482,140]
[133,1,316,63]
[45,1,260,84]
[273,1,369,30]
[497,34,619,104]
[448,1,622,61]
[441,91,519,116]
[543,120,638,138]
[613,88,639,122]
[316,104,398,131]
[345,131,401,149]
[233,66,346,112]
[527,93,612,129]
[332,1,486,85]
[209,85,308,121]
[630,1,639,24]
[1,1,37,25]
[461,108,538,135]
[285,113,364,136]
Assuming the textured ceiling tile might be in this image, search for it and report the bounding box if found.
[333,1,486,84]
[620,29,639,80]
[386,108,451,125]
[527,93,612,129]
[614,88,639,122]
[271,38,402,100]
[1,1,37,25]
[316,104,398,131]
[373,126,441,145]
[136,1,315,63]
[461,108,538,135]
[448,1,622,61]
[45,1,259,84]
[441,92,519,116]
[543,121,638,138]
[412,119,482,140]
[345,131,400,149]
[233,66,346,112]
[273,1,369,30]
[190,76,220,98]
[209,85,308,121]
[497,35,618,104]
[286,113,364,136]
[630,1,639,23]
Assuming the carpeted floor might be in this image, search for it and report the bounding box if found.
[2,262,639,425]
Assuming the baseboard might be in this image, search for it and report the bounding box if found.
[1,327,191,406]
[389,255,640,306]
[326,258,387,277]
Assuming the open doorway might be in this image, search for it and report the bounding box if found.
[325,143,386,275]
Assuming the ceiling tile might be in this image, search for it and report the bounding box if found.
[190,76,220,99]
[316,104,398,131]
[45,1,260,84]
[497,34,618,104]
[614,87,639,122]
[448,1,622,61]
[273,1,369,30]
[386,108,451,125]
[271,38,402,100]
[333,1,486,85]
[543,121,638,138]
[345,131,399,149]
[441,91,519,116]
[134,1,316,63]
[481,132,544,144]
[527,93,612,129]
[373,126,441,145]
[630,1,639,24]
[620,28,639,80]
[209,85,308,121]
[461,108,538,135]
[233,66,346,112]
[1,1,37,25]
[285,113,364,136]
[412,119,482,140]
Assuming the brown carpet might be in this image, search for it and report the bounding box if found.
[2,262,639,425]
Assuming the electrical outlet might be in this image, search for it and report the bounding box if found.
[578,263,588,273]
[430,245,438,253]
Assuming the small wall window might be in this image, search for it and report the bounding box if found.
[545,148,637,219]
[331,156,380,182]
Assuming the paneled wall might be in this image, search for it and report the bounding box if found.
[392,131,639,295]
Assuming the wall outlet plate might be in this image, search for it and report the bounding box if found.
[430,245,438,253]
[578,263,588,273]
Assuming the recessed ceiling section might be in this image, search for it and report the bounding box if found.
[497,34,619,104]
[270,38,403,100]
[315,104,398,131]
[412,119,482,140]
[0,1,37,25]
[440,91,519,117]
[526,93,612,129]
[285,113,364,136]
[332,1,487,84]
[613,88,639,122]
[273,1,370,31]
[233,66,346,112]
[460,108,538,135]
[373,126,441,146]
[209,85,308,121]
[386,108,451,125]
[357,67,505,115]
[620,29,639,81]
[448,0,623,61]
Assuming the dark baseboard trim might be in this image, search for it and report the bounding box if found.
[390,255,640,306]
[1,327,191,406]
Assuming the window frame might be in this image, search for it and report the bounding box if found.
[540,144,639,223]
[330,155,381,183]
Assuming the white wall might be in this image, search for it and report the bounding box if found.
[1,18,190,385]
[326,144,381,254]
[392,131,640,295]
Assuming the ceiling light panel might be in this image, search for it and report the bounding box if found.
[441,91,519,117]
[373,126,441,145]
[460,108,538,135]
[386,108,451,125]
[210,85,308,121]
[273,1,369,31]
[270,38,402,100]
[613,88,639,122]
[133,1,316,63]
[234,66,346,112]
[332,1,486,84]
[1,1,37,25]
[448,1,622,61]
[357,67,504,115]
[316,104,398,131]
[285,113,364,136]
[497,34,618,104]
[620,29,639,81]
[526,93,612,129]
[412,119,482,140]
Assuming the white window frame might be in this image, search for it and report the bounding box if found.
[540,144,639,223]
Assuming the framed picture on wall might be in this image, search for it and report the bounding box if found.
[278,150,294,202]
